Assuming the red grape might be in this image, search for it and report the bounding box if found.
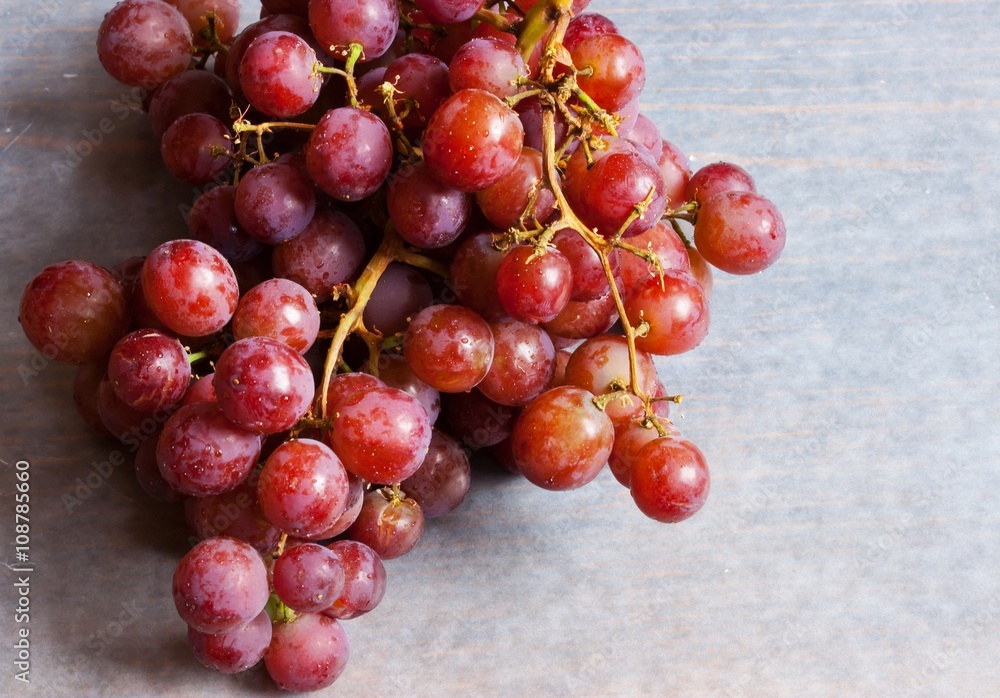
[387,162,472,248]
[108,329,191,412]
[264,613,350,692]
[232,278,320,353]
[630,437,710,523]
[306,107,393,201]
[422,88,524,192]
[172,536,270,634]
[157,401,261,496]
[240,31,322,118]
[97,0,193,89]
[272,209,367,303]
[685,161,756,206]
[478,318,555,406]
[214,337,315,434]
[234,161,316,245]
[511,386,613,490]
[272,542,346,613]
[309,0,399,61]
[188,186,265,264]
[187,609,272,675]
[142,239,238,337]
[160,113,233,185]
[258,438,351,537]
[346,489,425,559]
[623,270,710,356]
[694,191,786,275]
[19,260,129,365]
[329,386,432,483]
[404,304,495,393]
[495,245,573,324]
[148,69,233,141]
[475,147,556,230]
[449,37,526,99]
[323,540,386,620]
[401,429,471,517]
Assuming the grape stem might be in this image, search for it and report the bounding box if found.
[473,7,518,34]
[523,0,671,432]
[313,43,364,107]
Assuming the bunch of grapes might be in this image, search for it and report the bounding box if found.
[18,0,786,691]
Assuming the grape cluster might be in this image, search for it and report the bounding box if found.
[20,0,786,691]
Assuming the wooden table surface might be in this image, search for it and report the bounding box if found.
[2,1,998,696]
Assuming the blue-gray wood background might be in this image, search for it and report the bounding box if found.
[1,1,997,695]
